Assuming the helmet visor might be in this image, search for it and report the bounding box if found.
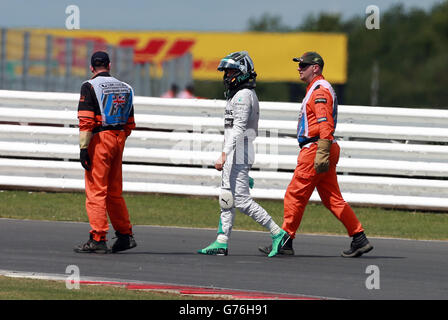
[217,58,240,71]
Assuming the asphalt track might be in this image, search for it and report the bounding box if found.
[1,218,447,300]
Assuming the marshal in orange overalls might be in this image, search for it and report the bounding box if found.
[282,75,364,239]
[78,71,136,242]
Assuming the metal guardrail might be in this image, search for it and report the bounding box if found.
[0,90,447,211]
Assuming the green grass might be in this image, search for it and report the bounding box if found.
[1,189,447,300]
[0,276,196,300]
[1,190,447,240]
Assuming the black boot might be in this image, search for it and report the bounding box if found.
[111,231,137,253]
[74,234,109,254]
[258,237,294,256]
[341,231,373,258]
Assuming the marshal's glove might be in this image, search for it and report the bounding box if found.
[79,131,92,171]
[314,139,332,174]
[80,149,91,171]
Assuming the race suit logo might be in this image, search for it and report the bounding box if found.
[110,94,126,116]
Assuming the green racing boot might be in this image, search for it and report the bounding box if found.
[268,229,290,257]
[197,241,228,256]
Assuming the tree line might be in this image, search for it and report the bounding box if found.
[245,2,448,108]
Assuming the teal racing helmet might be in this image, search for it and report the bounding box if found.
[217,51,257,97]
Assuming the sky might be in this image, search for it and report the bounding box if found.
[0,0,444,32]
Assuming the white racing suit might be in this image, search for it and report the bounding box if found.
[217,88,274,238]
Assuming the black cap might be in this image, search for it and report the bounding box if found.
[292,51,324,68]
[91,51,110,68]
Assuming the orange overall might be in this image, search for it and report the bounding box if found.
[78,72,135,242]
[282,75,364,238]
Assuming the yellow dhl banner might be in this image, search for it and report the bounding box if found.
[30,29,347,83]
